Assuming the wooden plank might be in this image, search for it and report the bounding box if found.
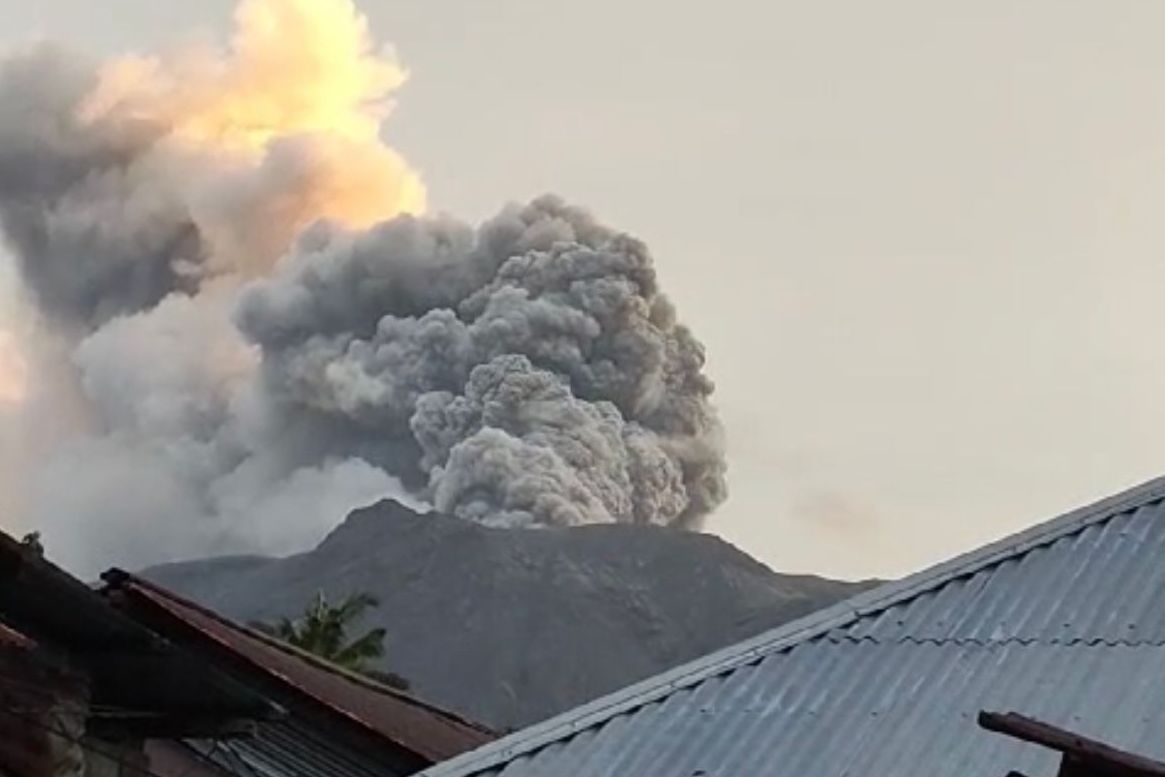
[979,711,1165,777]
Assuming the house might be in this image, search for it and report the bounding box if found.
[0,528,493,777]
[0,530,276,777]
[0,617,87,777]
[416,476,1165,777]
[100,570,495,777]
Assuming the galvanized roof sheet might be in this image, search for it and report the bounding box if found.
[420,476,1165,777]
[183,718,407,777]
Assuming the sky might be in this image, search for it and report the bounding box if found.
[3,0,1165,580]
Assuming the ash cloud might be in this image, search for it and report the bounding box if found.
[0,0,726,574]
[238,197,725,528]
[0,47,201,327]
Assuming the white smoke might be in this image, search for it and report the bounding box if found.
[0,0,726,575]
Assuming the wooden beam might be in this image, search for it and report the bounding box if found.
[979,711,1165,777]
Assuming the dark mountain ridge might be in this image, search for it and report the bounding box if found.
[145,500,873,729]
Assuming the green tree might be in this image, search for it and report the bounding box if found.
[254,590,410,689]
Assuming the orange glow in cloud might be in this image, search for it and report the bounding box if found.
[91,0,405,148]
[0,331,27,405]
[80,0,425,252]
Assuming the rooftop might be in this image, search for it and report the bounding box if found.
[0,530,275,737]
[419,475,1165,777]
[103,570,494,766]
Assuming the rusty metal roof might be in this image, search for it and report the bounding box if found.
[418,476,1165,777]
[103,570,494,766]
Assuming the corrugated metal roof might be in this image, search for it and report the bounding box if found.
[419,475,1165,777]
[104,571,494,765]
[176,719,402,777]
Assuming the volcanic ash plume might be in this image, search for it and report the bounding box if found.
[0,0,423,328]
[0,0,726,573]
[238,198,726,528]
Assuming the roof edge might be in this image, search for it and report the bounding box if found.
[419,473,1165,777]
[101,569,495,738]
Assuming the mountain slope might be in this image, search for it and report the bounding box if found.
[144,500,872,729]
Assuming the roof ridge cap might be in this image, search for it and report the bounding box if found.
[418,474,1165,777]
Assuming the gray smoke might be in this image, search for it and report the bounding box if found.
[0,47,202,328]
[0,30,726,574]
[237,198,726,528]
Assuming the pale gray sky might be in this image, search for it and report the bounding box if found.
[5,0,1165,579]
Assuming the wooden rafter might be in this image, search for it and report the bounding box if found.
[979,711,1165,777]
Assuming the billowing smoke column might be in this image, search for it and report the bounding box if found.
[0,0,726,574]
[238,200,725,528]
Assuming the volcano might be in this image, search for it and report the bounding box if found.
[143,501,873,730]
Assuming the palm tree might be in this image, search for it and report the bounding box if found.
[20,531,43,556]
[260,591,388,675]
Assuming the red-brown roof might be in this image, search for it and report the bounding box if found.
[103,571,494,764]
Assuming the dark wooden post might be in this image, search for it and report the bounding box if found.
[979,711,1165,777]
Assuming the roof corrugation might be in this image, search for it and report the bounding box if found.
[153,720,401,777]
[196,719,402,777]
[843,501,1165,644]
[474,643,1165,777]
[419,476,1165,777]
